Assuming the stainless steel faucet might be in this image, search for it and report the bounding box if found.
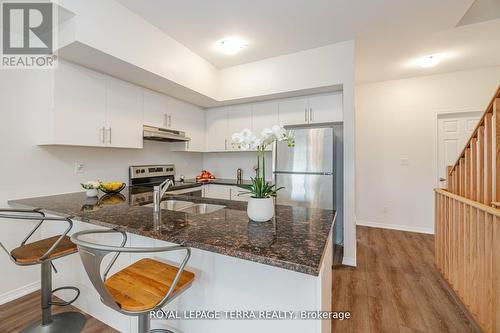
[153,179,174,228]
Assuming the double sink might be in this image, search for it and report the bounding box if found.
[145,200,225,215]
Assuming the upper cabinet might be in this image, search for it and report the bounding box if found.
[226,104,252,151]
[106,77,144,149]
[169,98,206,152]
[143,89,169,129]
[204,92,342,152]
[308,93,343,124]
[48,61,107,147]
[251,101,279,151]
[206,107,228,152]
[40,61,143,148]
[278,92,343,126]
[144,89,206,152]
[278,97,309,126]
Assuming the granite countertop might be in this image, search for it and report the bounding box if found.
[183,178,253,186]
[8,188,335,276]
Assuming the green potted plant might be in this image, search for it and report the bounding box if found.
[232,125,294,222]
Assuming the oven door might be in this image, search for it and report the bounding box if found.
[166,187,202,197]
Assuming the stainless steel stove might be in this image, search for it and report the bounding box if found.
[128,164,201,206]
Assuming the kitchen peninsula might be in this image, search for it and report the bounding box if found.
[9,189,335,333]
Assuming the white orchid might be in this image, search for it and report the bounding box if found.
[231,125,294,151]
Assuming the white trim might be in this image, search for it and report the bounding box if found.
[0,281,40,305]
[356,219,434,235]
[342,256,356,267]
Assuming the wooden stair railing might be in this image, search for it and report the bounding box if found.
[435,86,500,333]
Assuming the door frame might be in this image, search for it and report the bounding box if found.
[432,107,483,188]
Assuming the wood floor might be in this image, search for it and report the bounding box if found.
[0,226,480,333]
[0,291,117,333]
[332,226,480,333]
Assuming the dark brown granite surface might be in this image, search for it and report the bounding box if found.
[8,188,335,276]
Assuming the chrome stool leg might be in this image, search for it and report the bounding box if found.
[138,313,174,333]
[19,261,86,333]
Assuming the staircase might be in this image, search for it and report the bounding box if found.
[434,86,500,333]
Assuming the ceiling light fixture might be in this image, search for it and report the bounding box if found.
[416,54,444,68]
[215,37,247,55]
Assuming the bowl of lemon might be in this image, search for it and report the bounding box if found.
[99,181,126,194]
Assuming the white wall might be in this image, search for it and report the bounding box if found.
[0,68,203,301]
[218,41,354,101]
[356,66,500,234]
[203,152,272,181]
[59,0,219,99]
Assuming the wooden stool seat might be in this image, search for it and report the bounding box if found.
[104,258,195,312]
[10,235,77,264]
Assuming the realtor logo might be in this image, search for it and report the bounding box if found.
[1,1,57,68]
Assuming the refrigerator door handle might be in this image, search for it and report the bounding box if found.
[273,171,334,176]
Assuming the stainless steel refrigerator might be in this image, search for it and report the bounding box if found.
[273,125,342,244]
[273,125,334,208]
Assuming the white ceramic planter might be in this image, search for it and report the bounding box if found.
[247,197,274,222]
[85,189,98,197]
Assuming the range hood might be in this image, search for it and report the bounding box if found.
[143,125,190,142]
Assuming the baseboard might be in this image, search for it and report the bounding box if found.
[342,256,356,267]
[356,220,434,235]
[0,281,40,305]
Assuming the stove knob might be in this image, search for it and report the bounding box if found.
[141,169,145,173]
[136,170,140,174]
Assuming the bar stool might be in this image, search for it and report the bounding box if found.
[0,208,86,333]
[71,229,194,333]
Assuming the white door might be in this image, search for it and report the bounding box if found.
[206,107,228,151]
[308,93,343,124]
[106,77,144,149]
[437,112,481,187]
[226,104,252,151]
[278,97,309,126]
[53,61,107,147]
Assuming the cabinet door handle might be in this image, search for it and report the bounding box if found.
[224,139,227,151]
[100,126,105,144]
[168,114,172,127]
[106,127,112,145]
[304,108,308,122]
[309,108,313,122]
[164,114,168,128]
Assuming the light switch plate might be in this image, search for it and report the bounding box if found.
[75,162,85,174]
[400,158,409,166]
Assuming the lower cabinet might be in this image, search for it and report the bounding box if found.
[201,184,251,201]
[202,184,231,200]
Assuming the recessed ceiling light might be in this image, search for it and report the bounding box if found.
[416,54,444,68]
[215,37,247,55]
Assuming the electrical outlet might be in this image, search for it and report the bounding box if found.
[75,162,85,174]
[382,206,389,214]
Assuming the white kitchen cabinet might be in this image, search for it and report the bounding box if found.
[278,93,343,126]
[230,186,251,202]
[206,107,228,152]
[226,104,252,151]
[308,92,343,124]
[143,89,169,128]
[202,184,231,200]
[105,77,144,149]
[278,96,309,126]
[170,99,206,152]
[251,101,279,151]
[39,61,143,148]
[46,61,107,147]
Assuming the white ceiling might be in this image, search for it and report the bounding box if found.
[117,0,500,84]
